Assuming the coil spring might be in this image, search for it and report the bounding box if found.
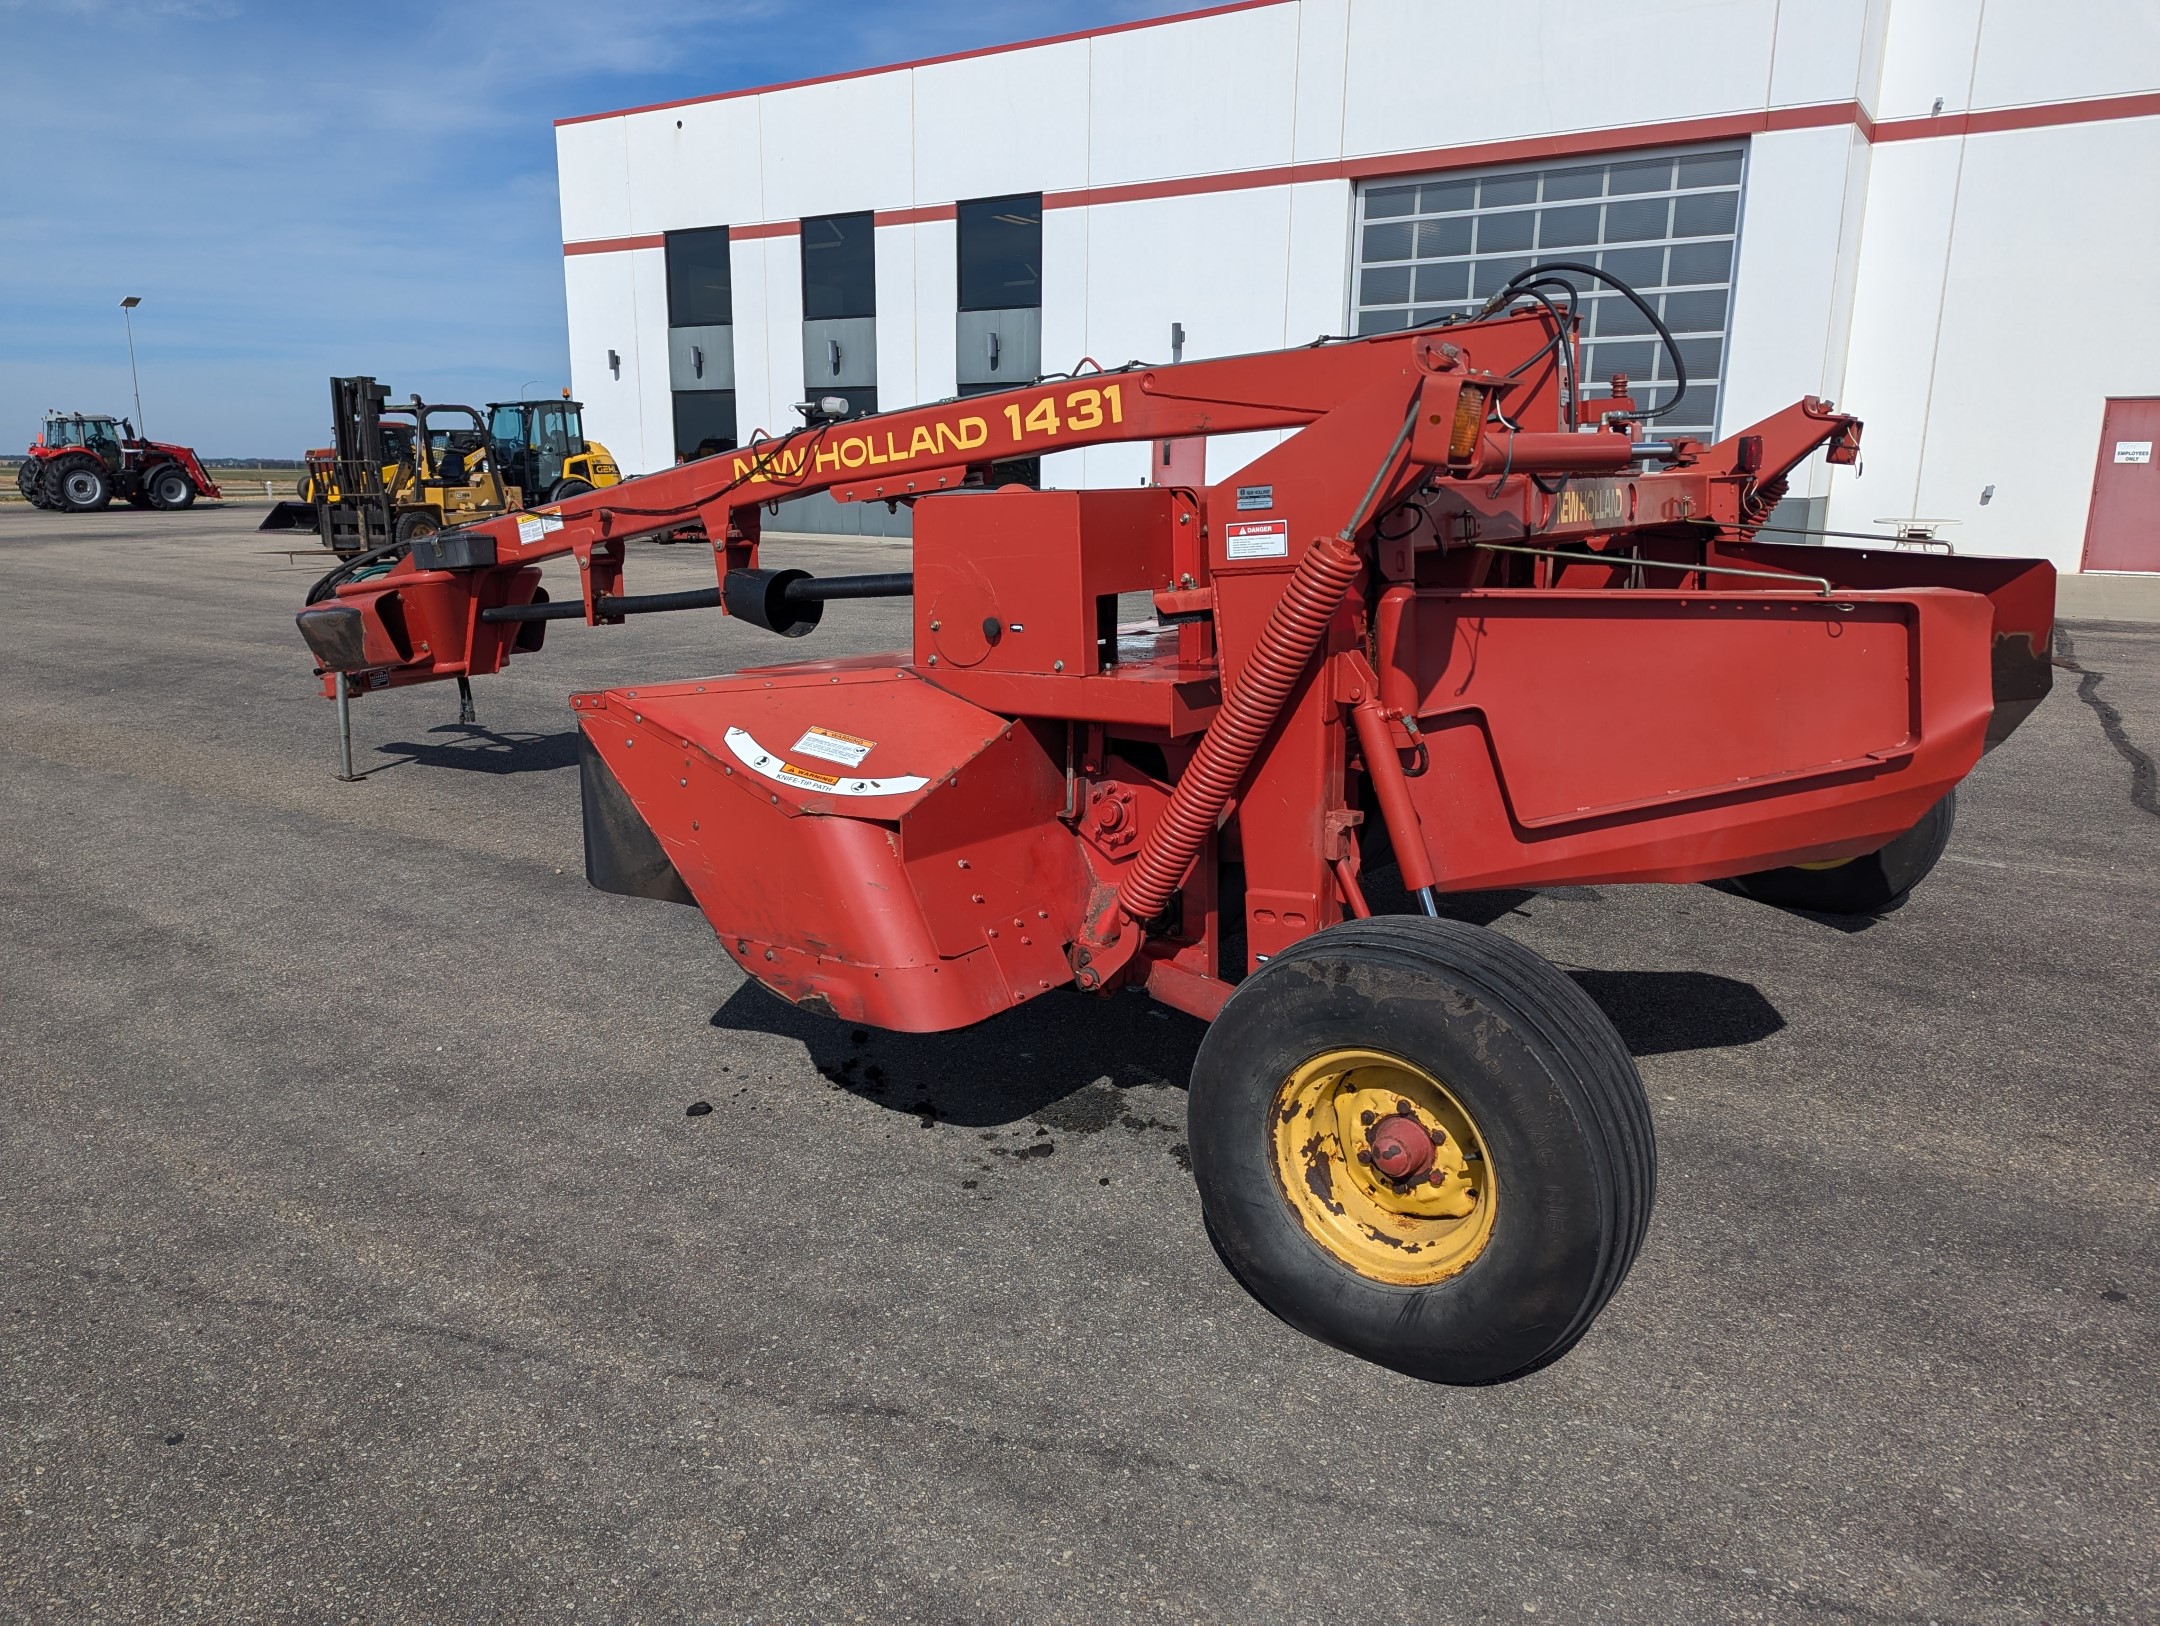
[1116,532,1363,924]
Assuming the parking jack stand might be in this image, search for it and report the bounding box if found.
[334,673,360,783]
[457,675,477,727]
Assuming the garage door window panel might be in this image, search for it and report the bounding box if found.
[1351,144,1744,435]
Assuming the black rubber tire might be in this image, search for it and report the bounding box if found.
[394,509,442,544]
[16,460,41,503]
[143,464,195,510]
[1727,790,1957,916]
[1188,916,1653,1385]
[53,455,112,512]
[546,477,594,503]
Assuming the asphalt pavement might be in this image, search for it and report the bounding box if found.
[2,502,2155,1623]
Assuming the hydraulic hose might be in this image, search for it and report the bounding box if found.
[1116,530,1364,925]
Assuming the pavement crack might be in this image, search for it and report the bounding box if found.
[2053,627,2159,819]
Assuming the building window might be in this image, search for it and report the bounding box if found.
[958,194,1041,313]
[666,226,732,327]
[801,212,878,418]
[666,227,735,460]
[672,393,737,463]
[802,212,876,320]
[955,193,1043,430]
[1352,147,1744,438]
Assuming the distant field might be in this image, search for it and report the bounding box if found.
[2,460,305,504]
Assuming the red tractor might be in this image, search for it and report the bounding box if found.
[17,411,222,512]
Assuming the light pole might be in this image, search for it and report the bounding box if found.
[119,296,145,436]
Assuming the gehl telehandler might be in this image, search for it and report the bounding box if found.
[294,261,2053,1384]
[263,377,618,558]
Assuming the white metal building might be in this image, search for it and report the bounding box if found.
[554,0,2160,574]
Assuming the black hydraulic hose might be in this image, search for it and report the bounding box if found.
[305,538,408,605]
[1496,281,1580,430]
[1493,260,1689,421]
[477,571,913,624]
[787,571,911,601]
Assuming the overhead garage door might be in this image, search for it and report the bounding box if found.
[1353,147,1745,441]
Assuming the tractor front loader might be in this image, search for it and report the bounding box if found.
[293,263,2053,1383]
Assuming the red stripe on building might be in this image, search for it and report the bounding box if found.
[1871,88,2160,142]
[563,233,662,256]
[559,92,2160,256]
[552,0,1291,127]
[875,204,960,227]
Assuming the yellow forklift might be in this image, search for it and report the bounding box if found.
[263,378,507,556]
[262,380,620,558]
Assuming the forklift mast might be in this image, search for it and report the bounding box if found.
[328,377,395,556]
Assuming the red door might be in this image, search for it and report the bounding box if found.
[2082,398,2160,572]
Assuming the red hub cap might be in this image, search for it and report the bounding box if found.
[1367,1115,1436,1182]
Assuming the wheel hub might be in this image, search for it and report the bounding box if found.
[1270,1050,1497,1287]
[1366,1113,1436,1182]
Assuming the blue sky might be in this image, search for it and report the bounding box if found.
[1,0,1193,457]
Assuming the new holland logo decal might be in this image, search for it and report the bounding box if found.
[1554,481,1629,529]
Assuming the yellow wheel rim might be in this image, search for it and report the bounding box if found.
[1792,855,1857,872]
[1269,1047,1498,1286]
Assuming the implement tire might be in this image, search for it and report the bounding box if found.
[1188,916,1653,1385]
[1728,790,1957,916]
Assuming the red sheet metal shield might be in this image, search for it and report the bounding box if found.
[575,660,1091,1032]
[1378,587,1996,890]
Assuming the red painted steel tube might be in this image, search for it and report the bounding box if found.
[1117,533,1362,924]
[1332,855,1373,919]
[1350,697,1439,897]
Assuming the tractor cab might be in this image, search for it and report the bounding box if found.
[486,397,620,504]
[42,413,129,465]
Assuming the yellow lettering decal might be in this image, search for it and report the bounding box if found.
[731,455,756,482]
[909,425,937,459]
[956,415,987,450]
[1104,382,1124,424]
[815,443,843,474]
[1001,403,1024,442]
[1024,397,1060,437]
[838,437,869,470]
[1067,388,1103,432]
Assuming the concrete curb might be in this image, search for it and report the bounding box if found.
[2058,572,2160,626]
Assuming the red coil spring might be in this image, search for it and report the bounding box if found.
[1117,532,1363,925]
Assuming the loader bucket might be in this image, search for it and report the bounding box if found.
[259,500,321,533]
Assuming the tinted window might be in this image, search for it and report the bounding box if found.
[801,212,876,320]
[666,227,733,327]
[957,194,1041,312]
[672,391,738,461]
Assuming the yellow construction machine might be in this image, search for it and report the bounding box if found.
[264,379,619,557]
